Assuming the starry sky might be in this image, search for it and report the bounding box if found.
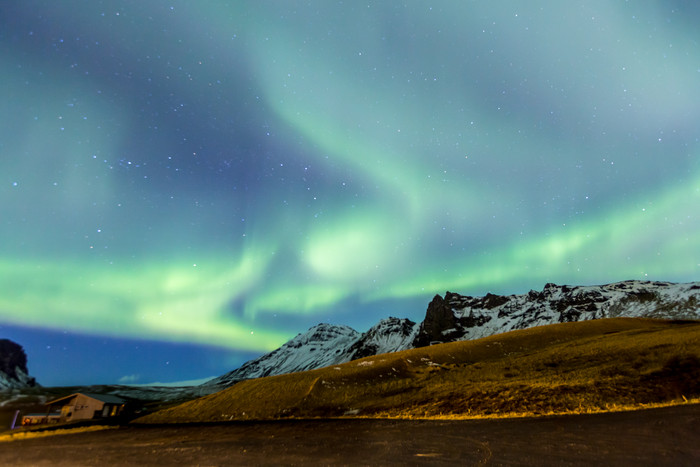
[1,1,699,387]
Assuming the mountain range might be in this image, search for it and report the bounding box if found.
[2,280,698,392]
[206,280,700,387]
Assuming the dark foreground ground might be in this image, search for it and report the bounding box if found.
[1,404,699,466]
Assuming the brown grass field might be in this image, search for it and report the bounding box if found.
[136,318,700,423]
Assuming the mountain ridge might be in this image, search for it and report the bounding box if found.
[140,317,700,423]
[206,279,700,387]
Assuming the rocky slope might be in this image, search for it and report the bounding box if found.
[340,317,420,361]
[207,280,700,387]
[208,319,419,387]
[0,339,38,389]
[207,324,360,386]
[413,280,700,346]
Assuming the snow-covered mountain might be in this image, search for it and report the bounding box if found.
[206,280,700,387]
[0,339,38,390]
[340,317,420,361]
[207,323,360,386]
[414,280,700,346]
[207,318,419,387]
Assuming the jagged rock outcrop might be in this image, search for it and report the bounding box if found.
[413,293,496,347]
[0,339,38,389]
[412,280,700,347]
[413,295,457,347]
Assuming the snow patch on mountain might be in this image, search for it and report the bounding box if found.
[0,367,36,390]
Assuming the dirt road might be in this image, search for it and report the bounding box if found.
[1,404,698,466]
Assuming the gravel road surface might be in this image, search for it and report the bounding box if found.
[1,404,698,466]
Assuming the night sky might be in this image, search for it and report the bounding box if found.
[1,1,699,387]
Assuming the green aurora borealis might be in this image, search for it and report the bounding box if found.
[1,1,699,385]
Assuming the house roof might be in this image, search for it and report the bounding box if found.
[46,392,126,406]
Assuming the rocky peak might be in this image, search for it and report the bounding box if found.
[413,294,459,347]
[343,317,418,360]
[205,323,359,387]
[0,339,38,389]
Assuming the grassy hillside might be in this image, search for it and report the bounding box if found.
[136,318,700,423]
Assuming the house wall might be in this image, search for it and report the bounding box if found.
[66,394,105,421]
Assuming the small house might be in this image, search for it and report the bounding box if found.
[45,393,126,422]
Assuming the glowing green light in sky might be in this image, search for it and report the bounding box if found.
[1,1,699,355]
